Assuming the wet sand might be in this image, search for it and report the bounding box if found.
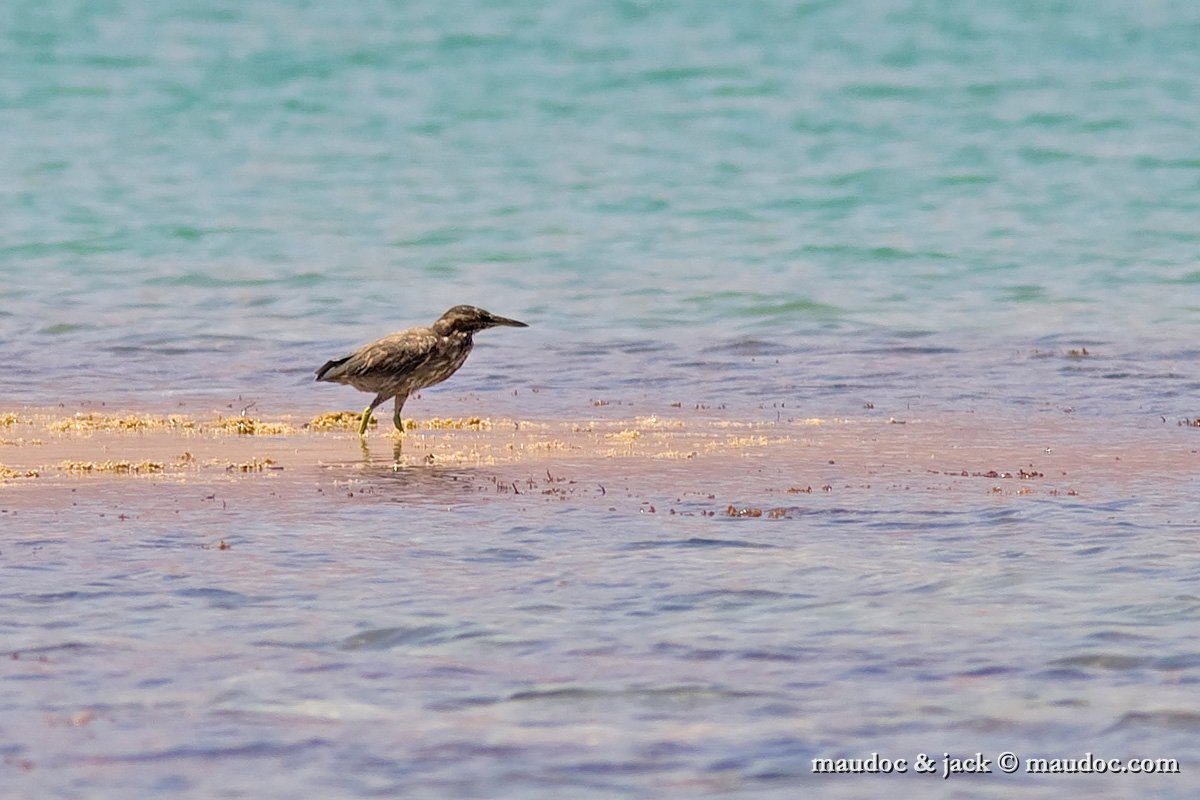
[3,407,1195,516]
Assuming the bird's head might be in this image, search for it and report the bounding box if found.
[433,305,529,335]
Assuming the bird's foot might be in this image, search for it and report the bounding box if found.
[358,406,373,436]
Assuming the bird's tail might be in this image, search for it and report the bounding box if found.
[315,356,351,382]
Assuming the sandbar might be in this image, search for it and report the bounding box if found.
[2,408,1195,519]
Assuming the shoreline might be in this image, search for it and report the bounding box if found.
[3,407,1195,508]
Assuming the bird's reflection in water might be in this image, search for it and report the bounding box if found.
[357,435,403,466]
[348,437,482,504]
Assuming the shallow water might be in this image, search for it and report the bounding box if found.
[3,445,1198,798]
[3,0,1200,796]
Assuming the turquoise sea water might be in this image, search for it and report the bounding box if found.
[3,1,1200,797]
[3,0,1200,415]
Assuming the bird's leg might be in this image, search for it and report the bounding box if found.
[359,393,389,437]
[392,392,410,433]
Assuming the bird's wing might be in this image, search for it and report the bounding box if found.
[327,328,439,383]
[315,355,351,381]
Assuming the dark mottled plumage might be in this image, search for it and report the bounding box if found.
[316,305,528,435]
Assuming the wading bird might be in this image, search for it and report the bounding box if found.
[316,305,528,436]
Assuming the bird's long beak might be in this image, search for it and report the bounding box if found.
[487,313,528,328]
